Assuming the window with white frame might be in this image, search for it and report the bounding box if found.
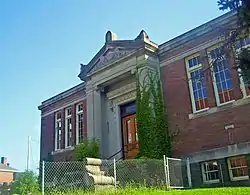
[201,161,220,183]
[228,156,249,181]
[76,104,84,144]
[65,107,72,148]
[55,112,62,151]
[234,35,250,97]
[186,55,209,112]
[207,46,234,105]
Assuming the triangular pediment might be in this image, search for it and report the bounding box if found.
[78,30,158,81]
[90,45,137,72]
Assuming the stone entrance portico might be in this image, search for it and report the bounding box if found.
[79,30,160,159]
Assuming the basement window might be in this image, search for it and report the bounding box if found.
[201,161,220,183]
[227,156,249,181]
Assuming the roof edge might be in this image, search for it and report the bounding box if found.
[38,82,86,110]
[0,168,20,173]
[158,11,237,54]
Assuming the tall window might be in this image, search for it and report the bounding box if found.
[208,46,234,105]
[186,55,209,112]
[228,156,249,181]
[55,112,62,151]
[235,36,250,97]
[76,104,84,144]
[201,161,220,183]
[65,108,72,148]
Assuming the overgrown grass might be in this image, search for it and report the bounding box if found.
[45,186,250,195]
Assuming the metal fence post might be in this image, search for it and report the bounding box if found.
[42,161,45,195]
[166,157,170,188]
[113,158,117,189]
[163,155,168,186]
[186,158,192,188]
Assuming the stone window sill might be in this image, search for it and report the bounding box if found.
[189,97,250,120]
[231,176,249,181]
[203,179,220,184]
[52,146,74,155]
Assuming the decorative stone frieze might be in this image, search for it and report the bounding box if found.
[106,82,136,100]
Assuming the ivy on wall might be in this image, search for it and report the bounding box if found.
[136,67,171,159]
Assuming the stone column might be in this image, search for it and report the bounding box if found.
[86,83,94,139]
[93,87,102,149]
[86,82,103,156]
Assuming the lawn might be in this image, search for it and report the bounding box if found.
[48,187,250,195]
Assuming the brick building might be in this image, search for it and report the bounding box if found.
[39,11,250,186]
[38,83,87,162]
[0,157,19,184]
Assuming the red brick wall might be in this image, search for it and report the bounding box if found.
[40,113,54,160]
[41,90,86,115]
[50,97,86,161]
[160,26,250,157]
[52,150,75,162]
[0,171,13,183]
[40,98,87,161]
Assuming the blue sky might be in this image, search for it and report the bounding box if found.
[0,0,225,171]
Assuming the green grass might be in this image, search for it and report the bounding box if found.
[47,187,250,195]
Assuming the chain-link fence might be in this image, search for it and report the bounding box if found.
[106,158,166,187]
[41,156,192,194]
[42,161,91,193]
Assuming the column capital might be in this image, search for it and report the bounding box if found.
[94,85,104,93]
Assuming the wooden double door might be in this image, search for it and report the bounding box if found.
[122,114,139,159]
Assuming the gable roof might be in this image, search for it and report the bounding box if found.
[0,164,20,173]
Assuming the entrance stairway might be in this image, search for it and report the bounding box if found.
[85,158,117,191]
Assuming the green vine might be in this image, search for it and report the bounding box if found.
[136,67,171,159]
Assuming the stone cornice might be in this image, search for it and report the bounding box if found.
[158,11,237,55]
[115,91,136,105]
[40,96,87,117]
[38,82,85,111]
[159,37,221,67]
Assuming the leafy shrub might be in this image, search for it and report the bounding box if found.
[74,138,100,161]
[0,183,11,195]
[10,170,39,195]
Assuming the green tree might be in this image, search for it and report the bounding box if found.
[11,170,39,195]
[74,138,100,161]
[217,0,250,83]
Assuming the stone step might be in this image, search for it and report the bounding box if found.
[85,157,119,191]
[100,171,105,175]
[88,173,115,185]
[86,165,101,175]
[86,158,102,166]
